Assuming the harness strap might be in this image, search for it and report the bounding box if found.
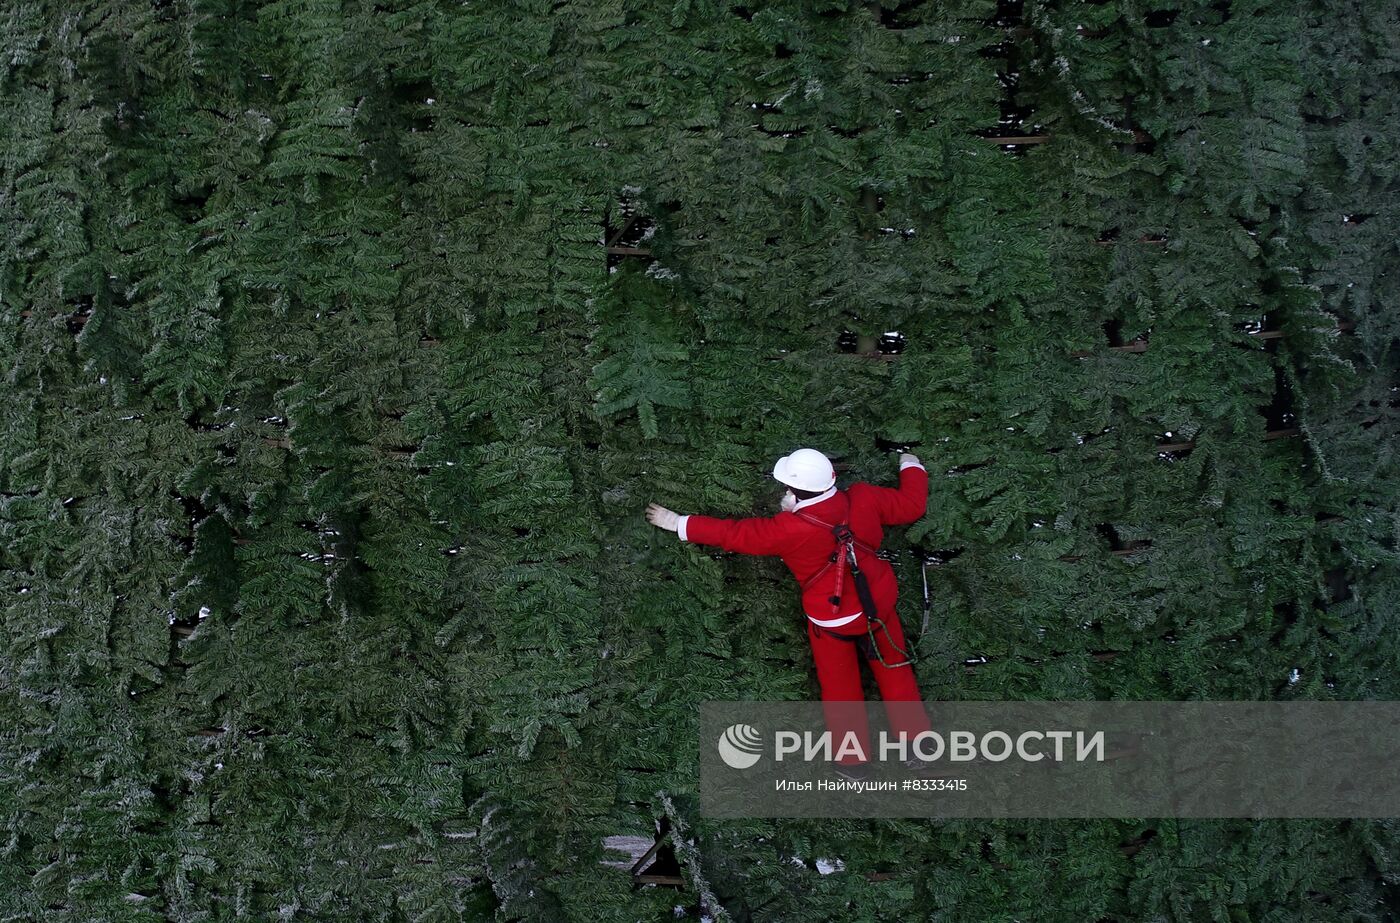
[793,491,916,668]
[812,615,915,669]
[792,494,878,617]
[792,509,879,556]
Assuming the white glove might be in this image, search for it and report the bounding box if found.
[899,452,921,468]
[645,503,680,532]
[780,490,796,512]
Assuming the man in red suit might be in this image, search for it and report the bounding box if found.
[647,448,930,775]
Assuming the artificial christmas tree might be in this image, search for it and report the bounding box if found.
[2,0,1396,920]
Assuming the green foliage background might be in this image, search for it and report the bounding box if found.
[2,0,1398,919]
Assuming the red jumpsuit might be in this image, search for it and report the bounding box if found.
[678,461,931,764]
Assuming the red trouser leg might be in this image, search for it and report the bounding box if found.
[805,619,870,765]
[863,608,932,742]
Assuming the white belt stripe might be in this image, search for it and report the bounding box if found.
[808,611,862,628]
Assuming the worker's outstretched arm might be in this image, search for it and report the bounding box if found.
[645,502,789,556]
[865,453,928,526]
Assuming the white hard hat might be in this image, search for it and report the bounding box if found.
[772,448,836,492]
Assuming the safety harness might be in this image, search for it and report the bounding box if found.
[792,494,915,669]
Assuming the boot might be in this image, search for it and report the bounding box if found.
[834,761,872,783]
